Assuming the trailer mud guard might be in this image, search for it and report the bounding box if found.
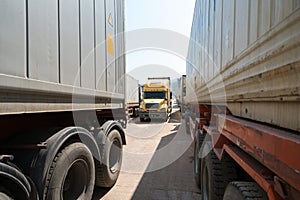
[95,120,126,146]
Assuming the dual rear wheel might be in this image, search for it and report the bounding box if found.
[0,162,32,199]
[44,129,123,199]
[194,135,267,200]
[95,130,123,187]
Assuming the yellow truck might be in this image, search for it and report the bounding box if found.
[139,77,172,121]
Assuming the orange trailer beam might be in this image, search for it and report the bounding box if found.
[211,114,300,199]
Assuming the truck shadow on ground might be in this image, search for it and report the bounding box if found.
[135,119,168,124]
[130,126,200,199]
[92,187,111,199]
[92,110,198,199]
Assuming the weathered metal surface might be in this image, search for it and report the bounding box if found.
[28,0,59,82]
[0,0,126,114]
[106,0,116,93]
[216,114,300,195]
[0,0,26,77]
[187,0,300,131]
[115,0,125,94]
[80,0,96,89]
[59,0,80,86]
[224,145,282,200]
[95,0,107,91]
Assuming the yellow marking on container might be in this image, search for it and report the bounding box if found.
[107,33,114,56]
[108,13,113,26]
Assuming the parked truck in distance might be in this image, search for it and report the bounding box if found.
[174,75,186,113]
[0,0,126,199]
[139,77,172,122]
[187,0,300,200]
[126,75,140,117]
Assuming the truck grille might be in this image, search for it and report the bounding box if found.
[146,103,159,109]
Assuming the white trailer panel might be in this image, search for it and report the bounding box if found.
[221,0,234,68]
[258,0,271,37]
[214,0,222,75]
[187,0,300,131]
[126,75,139,104]
[0,0,26,77]
[59,0,80,86]
[0,0,126,115]
[80,0,96,89]
[235,0,249,56]
[106,0,116,92]
[28,0,59,82]
[249,0,259,45]
[95,0,107,91]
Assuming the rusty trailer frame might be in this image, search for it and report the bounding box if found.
[192,105,300,200]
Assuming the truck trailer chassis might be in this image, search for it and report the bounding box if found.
[190,105,300,200]
[187,1,300,199]
[0,0,126,198]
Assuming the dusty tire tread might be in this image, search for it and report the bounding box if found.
[194,130,206,189]
[95,129,122,188]
[225,182,267,199]
[211,154,236,192]
[0,162,31,199]
[202,145,237,200]
[44,143,95,199]
[95,161,109,187]
[44,151,62,198]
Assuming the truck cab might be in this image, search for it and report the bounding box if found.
[139,77,172,121]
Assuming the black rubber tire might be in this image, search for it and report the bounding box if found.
[194,140,201,188]
[140,117,145,122]
[201,142,237,200]
[133,108,139,117]
[0,162,31,199]
[26,175,39,200]
[0,192,13,200]
[194,130,206,190]
[95,129,123,187]
[44,143,95,200]
[223,182,268,200]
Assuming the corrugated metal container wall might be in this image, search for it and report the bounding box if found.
[0,0,125,114]
[126,75,139,104]
[115,0,126,94]
[187,0,300,131]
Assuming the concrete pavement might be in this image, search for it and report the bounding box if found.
[93,110,201,200]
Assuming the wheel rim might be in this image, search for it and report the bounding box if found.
[109,139,122,173]
[62,159,89,199]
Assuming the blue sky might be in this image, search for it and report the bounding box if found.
[124,0,196,82]
[125,0,195,36]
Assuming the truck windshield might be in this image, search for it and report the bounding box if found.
[144,92,166,99]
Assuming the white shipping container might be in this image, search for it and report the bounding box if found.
[126,75,139,104]
[187,0,300,131]
[0,0,126,114]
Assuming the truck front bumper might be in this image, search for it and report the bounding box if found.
[139,111,167,119]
